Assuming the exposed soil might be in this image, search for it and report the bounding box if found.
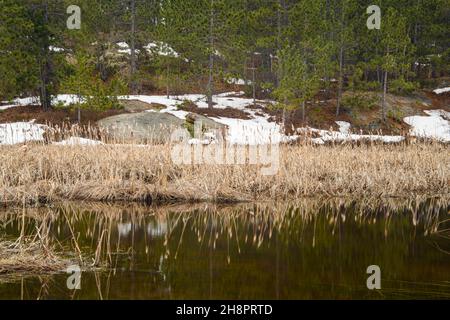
[424,90,450,109]
[0,105,129,126]
[266,89,449,135]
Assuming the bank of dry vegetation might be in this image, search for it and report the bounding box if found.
[0,142,448,205]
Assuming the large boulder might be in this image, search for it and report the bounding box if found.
[98,112,184,144]
[98,111,228,144]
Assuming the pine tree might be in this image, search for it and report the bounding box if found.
[0,0,67,109]
[0,0,38,101]
[379,8,412,121]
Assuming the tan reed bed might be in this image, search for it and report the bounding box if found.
[0,140,448,205]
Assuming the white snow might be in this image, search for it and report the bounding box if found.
[404,110,450,142]
[49,46,65,53]
[433,87,450,95]
[0,94,81,111]
[0,121,47,145]
[0,96,40,110]
[115,41,186,60]
[3,92,448,146]
[116,42,129,49]
[53,137,104,146]
[300,127,405,145]
[0,104,15,111]
[212,116,283,145]
[116,42,140,55]
[121,92,263,115]
[144,42,180,58]
[226,78,251,86]
[215,91,245,97]
[52,94,84,106]
[299,121,405,144]
[335,121,351,134]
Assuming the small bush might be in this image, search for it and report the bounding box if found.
[342,92,378,111]
[389,77,417,95]
[62,53,127,112]
[387,108,405,122]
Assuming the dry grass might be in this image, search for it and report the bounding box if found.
[0,237,71,275]
[0,141,448,205]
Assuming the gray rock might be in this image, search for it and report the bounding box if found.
[98,111,228,144]
[98,112,184,144]
[119,99,166,112]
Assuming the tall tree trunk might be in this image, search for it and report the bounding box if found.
[376,33,381,83]
[278,0,286,130]
[302,101,306,123]
[276,0,282,88]
[166,64,170,99]
[207,0,215,108]
[336,2,345,117]
[382,45,389,122]
[77,88,81,123]
[336,45,344,116]
[40,1,51,111]
[130,0,137,94]
[382,70,388,122]
[252,58,256,104]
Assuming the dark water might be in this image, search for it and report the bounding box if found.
[0,199,449,300]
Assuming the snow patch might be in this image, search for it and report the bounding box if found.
[49,46,65,53]
[404,110,450,142]
[1,94,81,110]
[226,78,251,86]
[116,42,140,55]
[211,110,283,145]
[53,137,104,146]
[335,121,351,134]
[433,87,450,95]
[0,122,47,145]
[300,127,405,145]
[144,42,180,58]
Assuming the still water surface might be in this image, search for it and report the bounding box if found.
[0,198,449,299]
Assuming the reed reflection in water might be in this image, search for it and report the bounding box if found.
[0,197,449,299]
